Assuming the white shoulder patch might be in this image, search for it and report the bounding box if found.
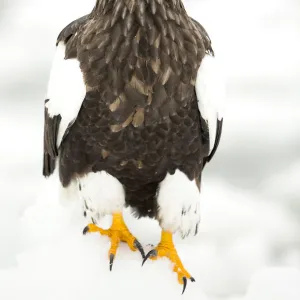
[195,54,226,154]
[45,42,86,148]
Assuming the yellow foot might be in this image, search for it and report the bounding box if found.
[83,213,145,270]
[142,231,195,294]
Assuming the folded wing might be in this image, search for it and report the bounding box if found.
[43,41,86,177]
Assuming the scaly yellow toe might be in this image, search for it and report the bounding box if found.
[83,213,145,270]
[143,231,195,294]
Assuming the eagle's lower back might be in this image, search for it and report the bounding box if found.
[59,87,207,216]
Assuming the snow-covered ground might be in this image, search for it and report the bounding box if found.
[0,0,300,299]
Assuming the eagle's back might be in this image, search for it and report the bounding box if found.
[57,6,211,217]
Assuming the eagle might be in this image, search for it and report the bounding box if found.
[43,0,224,293]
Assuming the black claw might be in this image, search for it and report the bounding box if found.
[109,254,115,271]
[134,240,146,259]
[142,249,157,266]
[190,277,196,282]
[82,226,89,235]
[182,277,187,294]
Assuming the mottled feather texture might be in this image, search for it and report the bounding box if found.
[43,0,220,225]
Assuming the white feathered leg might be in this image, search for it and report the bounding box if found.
[157,169,201,238]
[78,171,125,223]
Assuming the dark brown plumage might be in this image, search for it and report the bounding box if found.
[43,99,61,176]
[44,0,214,219]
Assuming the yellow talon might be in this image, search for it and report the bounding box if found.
[143,231,195,293]
[83,213,145,270]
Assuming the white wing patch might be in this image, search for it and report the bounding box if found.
[45,42,86,148]
[195,54,226,155]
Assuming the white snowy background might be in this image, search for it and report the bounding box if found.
[0,0,300,299]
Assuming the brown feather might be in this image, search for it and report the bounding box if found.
[53,0,215,219]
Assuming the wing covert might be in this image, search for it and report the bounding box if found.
[56,15,89,45]
[195,53,226,167]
